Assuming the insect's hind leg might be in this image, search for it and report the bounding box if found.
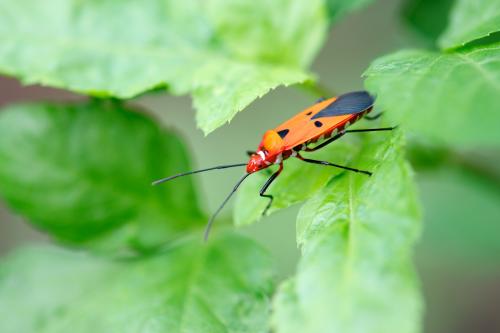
[364,112,383,120]
[259,163,284,216]
[296,154,372,176]
[304,126,396,152]
[345,126,397,133]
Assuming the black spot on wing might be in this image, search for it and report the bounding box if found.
[314,121,323,127]
[311,91,374,119]
[277,129,289,138]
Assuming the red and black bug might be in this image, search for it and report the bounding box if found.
[153,91,395,240]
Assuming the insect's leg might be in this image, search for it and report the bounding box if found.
[296,154,372,176]
[364,112,383,120]
[303,131,346,152]
[345,126,397,133]
[304,127,396,152]
[259,164,284,216]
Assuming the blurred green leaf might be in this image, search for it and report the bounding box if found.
[439,0,500,49]
[402,0,455,44]
[418,167,500,265]
[273,131,422,333]
[0,233,275,333]
[0,101,204,253]
[234,132,363,227]
[0,0,328,134]
[327,0,374,22]
[364,42,500,146]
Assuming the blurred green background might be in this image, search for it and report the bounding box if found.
[0,0,498,332]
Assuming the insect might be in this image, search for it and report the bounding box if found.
[153,91,395,241]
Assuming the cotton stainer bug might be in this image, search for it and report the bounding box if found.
[153,91,395,241]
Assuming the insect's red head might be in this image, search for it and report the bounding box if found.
[246,152,268,173]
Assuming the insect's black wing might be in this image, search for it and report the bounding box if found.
[311,91,374,119]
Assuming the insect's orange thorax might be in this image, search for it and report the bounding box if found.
[246,130,287,173]
[260,130,284,154]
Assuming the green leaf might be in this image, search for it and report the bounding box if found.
[0,233,275,333]
[402,0,455,44]
[439,0,500,49]
[326,0,374,22]
[273,131,422,333]
[0,0,328,134]
[234,134,362,227]
[0,101,204,253]
[364,42,500,146]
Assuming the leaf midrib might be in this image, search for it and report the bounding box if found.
[456,52,500,90]
[177,246,228,333]
[340,174,356,322]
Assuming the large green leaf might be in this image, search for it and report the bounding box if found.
[273,131,422,333]
[0,102,204,253]
[439,0,500,49]
[0,234,275,333]
[364,42,500,146]
[327,0,374,22]
[0,0,328,134]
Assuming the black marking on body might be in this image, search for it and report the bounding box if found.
[306,111,312,115]
[277,129,289,138]
[314,121,323,127]
[311,91,374,119]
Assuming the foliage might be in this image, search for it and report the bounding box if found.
[439,0,500,49]
[273,131,422,333]
[0,102,203,253]
[326,0,374,22]
[0,234,275,333]
[402,0,455,44]
[415,155,500,264]
[365,43,500,146]
[0,0,327,134]
[0,0,499,332]
[365,0,500,147]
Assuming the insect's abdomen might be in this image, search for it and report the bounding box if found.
[305,107,372,145]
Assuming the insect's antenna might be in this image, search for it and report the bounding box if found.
[152,163,247,186]
[204,173,251,242]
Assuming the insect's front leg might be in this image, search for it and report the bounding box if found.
[259,163,283,216]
